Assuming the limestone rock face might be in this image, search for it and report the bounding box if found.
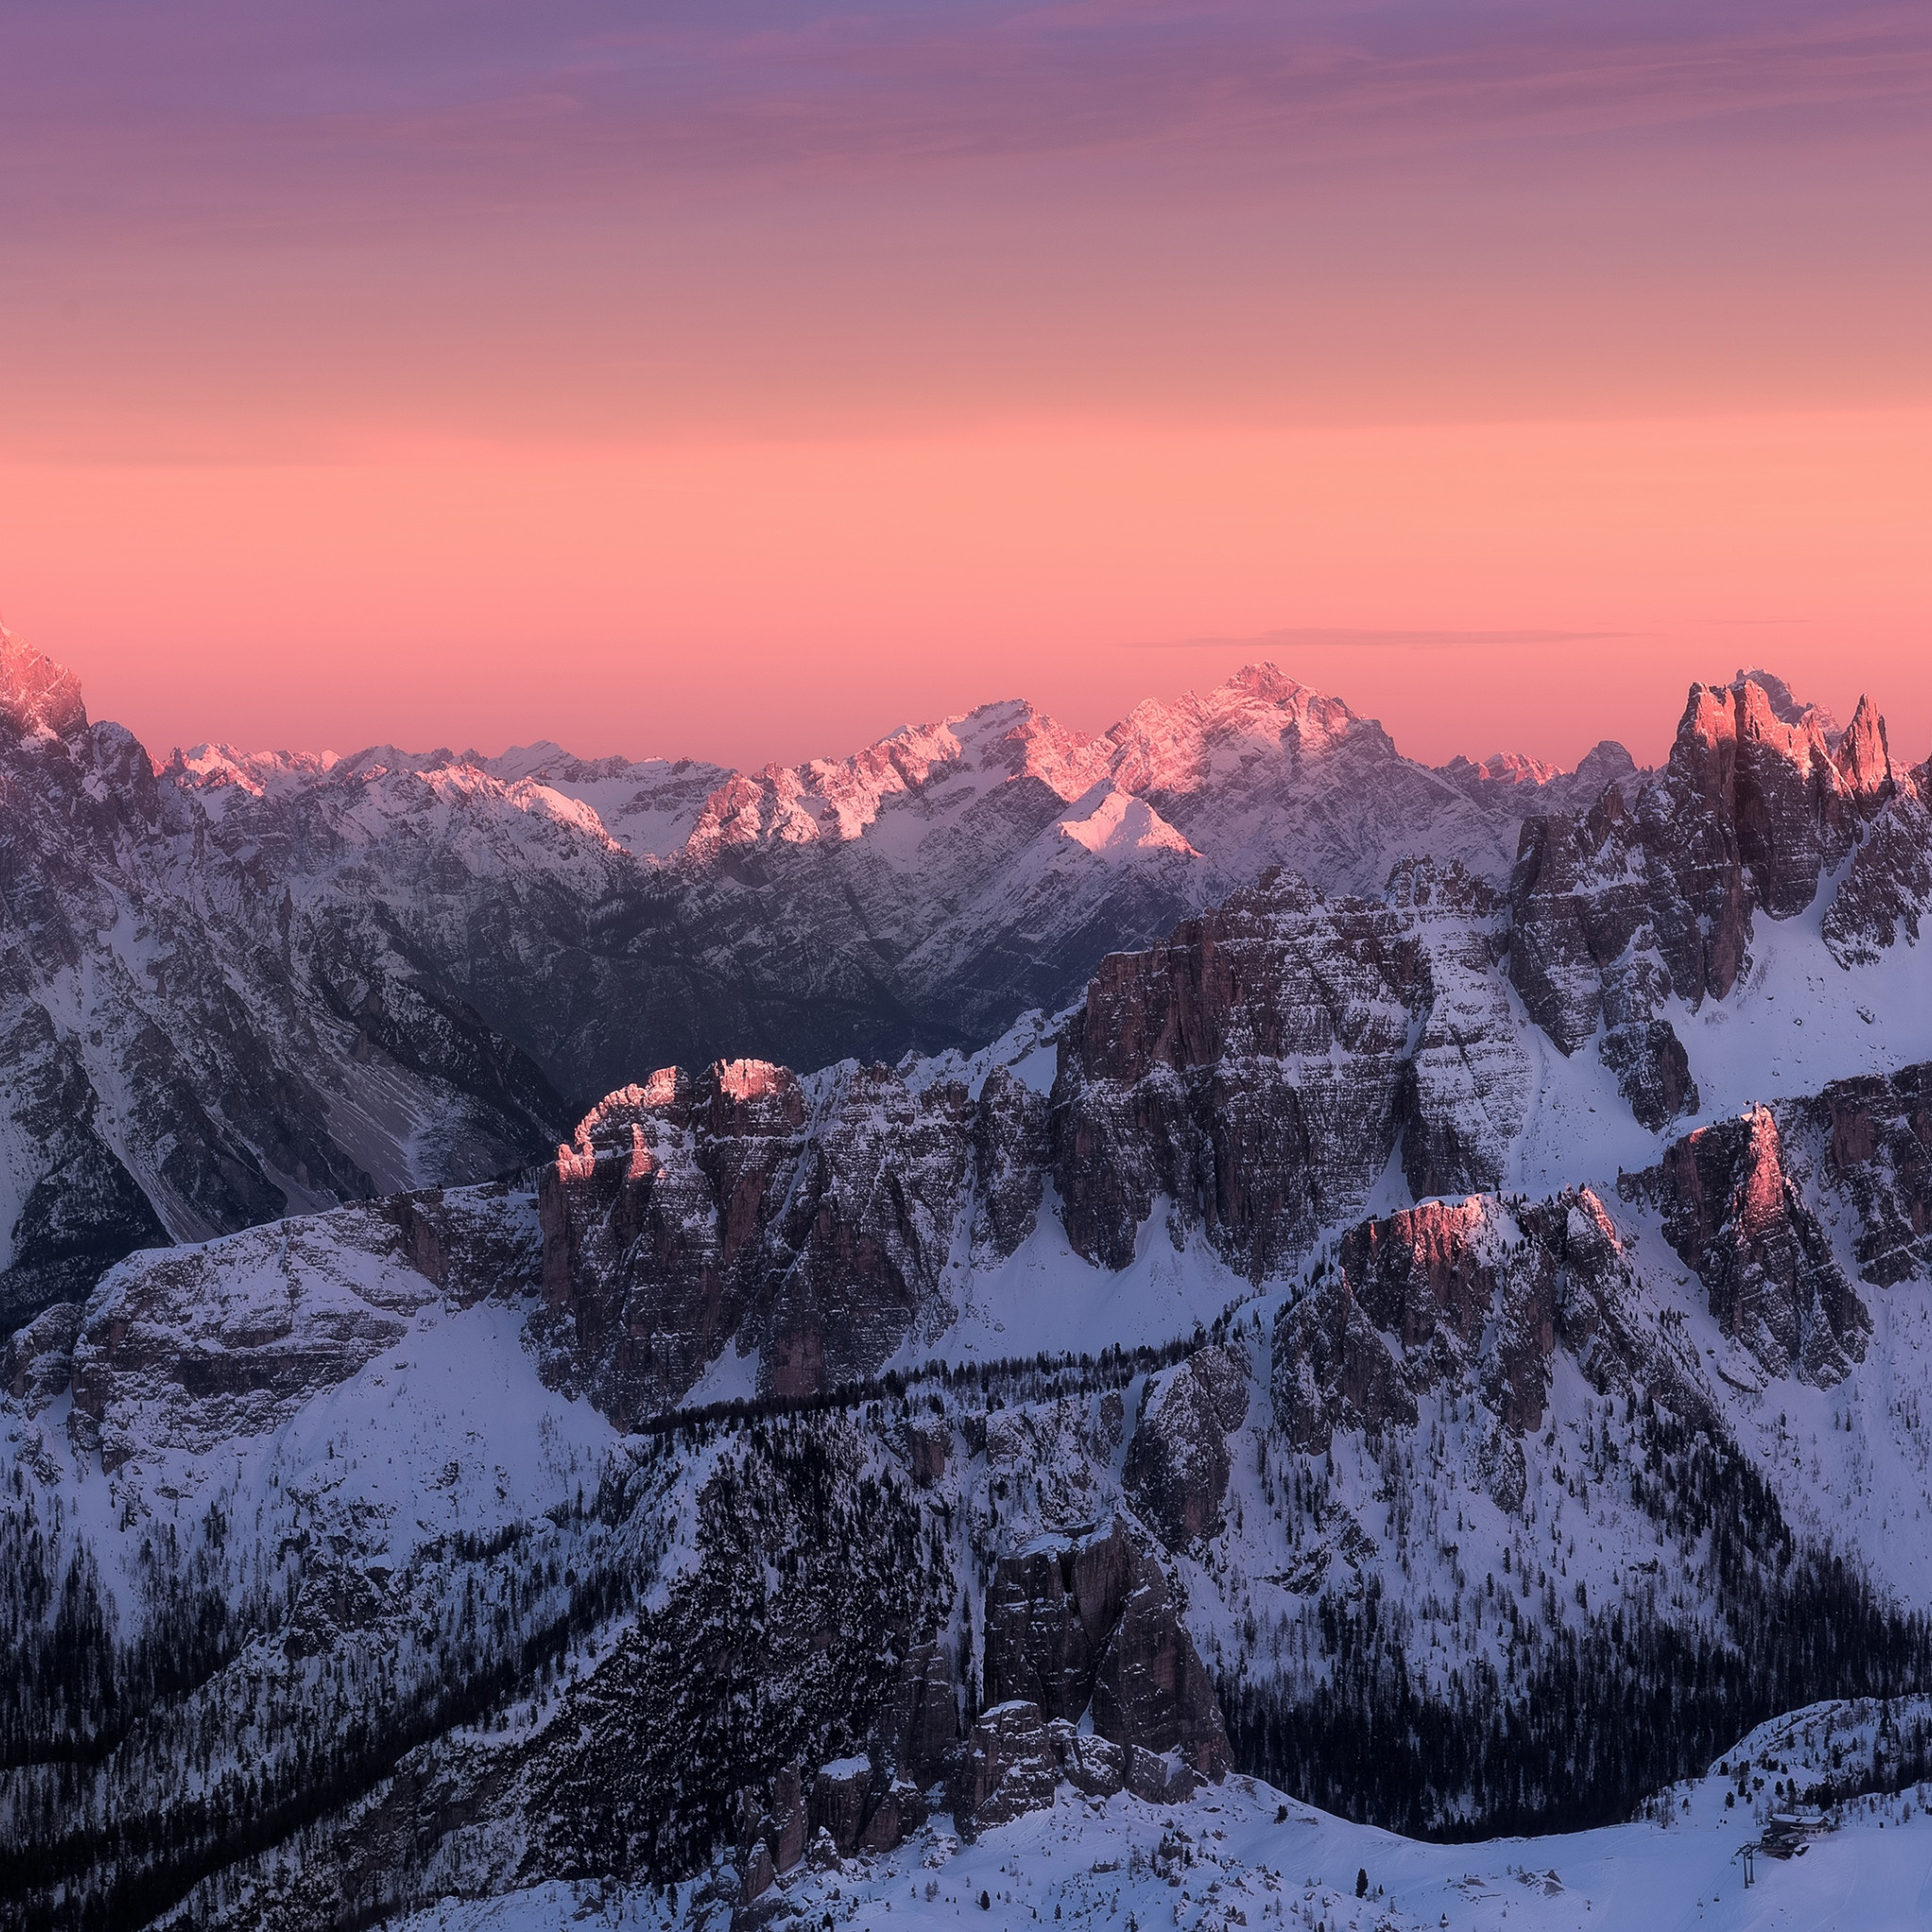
[1052,862,1528,1279]
[980,1518,1230,1802]
[1645,1106,1870,1385]
[874,1636,960,1792]
[1507,673,1914,1129]
[1046,1722,1125,1798]
[1804,1064,1932,1287]
[969,1067,1050,1263]
[534,1058,979,1415]
[767,1763,808,1874]
[1124,1345,1250,1549]
[1272,1189,1671,1473]
[1090,1552,1233,1782]
[984,1543,1107,1722]
[956,1701,1060,1830]
[808,1758,873,1857]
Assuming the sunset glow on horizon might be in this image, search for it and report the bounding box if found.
[2,1,1927,772]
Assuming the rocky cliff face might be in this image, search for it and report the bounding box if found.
[533,1058,995,1418]
[1620,1063,1932,1385]
[1268,1187,1684,1480]
[1507,673,1920,1129]
[1051,861,1528,1277]
[1640,1107,1869,1386]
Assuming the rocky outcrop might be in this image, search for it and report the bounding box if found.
[1640,1106,1870,1384]
[808,1757,873,1857]
[535,1058,999,1417]
[0,1300,83,1415]
[1273,1188,1669,1472]
[1803,1062,1932,1286]
[1124,1345,1250,1548]
[954,1701,1061,1829]
[978,1518,1231,1812]
[874,1636,961,1793]
[1051,861,1527,1279]
[1090,1549,1231,1784]
[969,1067,1050,1263]
[1507,674,1915,1129]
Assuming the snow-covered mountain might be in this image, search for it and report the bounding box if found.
[0,635,1647,1332]
[8,625,1930,1352]
[6,635,1932,1930]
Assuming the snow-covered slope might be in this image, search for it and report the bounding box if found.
[389,1722,1932,1932]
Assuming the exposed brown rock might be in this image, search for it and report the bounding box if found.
[984,1542,1105,1721]
[1046,1721,1125,1798]
[1272,1276,1416,1455]
[1090,1552,1232,1783]
[975,1518,1227,1815]
[908,1415,952,1487]
[1274,1187,1671,1468]
[809,1758,872,1857]
[534,1057,975,1417]
[874,1637,959,1791]
[1648,1105,1870,1384]
[766,1762,808,1874]
[955,1700,1059,1830]
[1052,864,1522,1279]
[739,1840,774,1905]
[857,1777,925,1853]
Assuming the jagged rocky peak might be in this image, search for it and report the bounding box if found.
[536,1053,993,1418]
[1672,671,1899,915]
[0,625,90,741]
[1506,668,1928,1130]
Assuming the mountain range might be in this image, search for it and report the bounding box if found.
[3,633,1932,1931]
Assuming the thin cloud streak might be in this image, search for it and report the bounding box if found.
[1127,628,1638,651]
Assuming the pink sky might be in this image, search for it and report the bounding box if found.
[1,2,1926,770]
